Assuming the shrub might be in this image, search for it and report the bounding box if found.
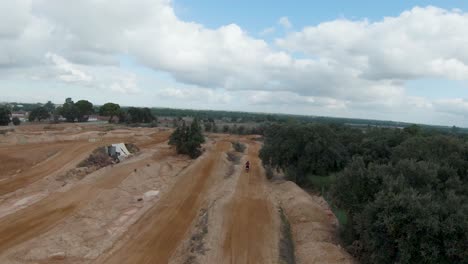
[232,141,245,153]
[12,117,20,126]
[169,118,205,158]
[0,107,11,126]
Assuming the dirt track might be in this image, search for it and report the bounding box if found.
[96,140,231,263]
[221,142,278,264]
[0,125,350,264]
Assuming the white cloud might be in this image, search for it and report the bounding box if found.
[433,98,468,115]
[1,2,468,125]
[45,52,93,83]
[260,27,275,36]
[278,17,292,29]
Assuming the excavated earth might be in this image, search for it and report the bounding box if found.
[0,124,353,264]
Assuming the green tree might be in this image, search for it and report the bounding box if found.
[12,117,20,126]
[204,121,212,132]
[126,107,155,123]
[61,98,78,122]
[169,118,205,158]
[52,106,62,123]
[0,107,11,126]
[29,107,50,121]
[260,123,348,184]
[43,101,55,113]
[99,103,121,123]
[75,100,94,122]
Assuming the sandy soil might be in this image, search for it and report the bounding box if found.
[272,181,354,264]
[0,123,354,264]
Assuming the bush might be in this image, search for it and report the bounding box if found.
[12,117,20,126]
[226,152,240,164]
[0,107,11,126]
[232,141,245,153]
[29,107,50,121]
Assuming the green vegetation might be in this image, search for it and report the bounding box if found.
[29,107,50,121]
[75,100,94,122]
[125,107,156,124]
[260,123,468,263]
[99,102,121,123]
[0,107,11,126]
[60,98,78,122]
[169,118,205,158]
[12,117,20,126]
[260,123,347,185]
[232,141,246,153]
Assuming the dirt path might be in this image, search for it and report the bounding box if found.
[0,133,172,254]
[0,142,99,196]
[0,156,156,254]
[221,141,278,264]
[0,132,169,196]
[96,140,231,264]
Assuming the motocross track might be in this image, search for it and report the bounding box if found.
[0,124,351,264]
[221,142,278,264]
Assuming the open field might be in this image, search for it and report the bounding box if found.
[0,123,351,264]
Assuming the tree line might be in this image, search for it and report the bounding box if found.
[0,98,156,125]
[260,123,468,263]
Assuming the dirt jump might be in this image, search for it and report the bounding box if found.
[0,124,352,264]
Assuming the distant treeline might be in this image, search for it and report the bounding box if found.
[260,123,468,263]
[2,102,468,134]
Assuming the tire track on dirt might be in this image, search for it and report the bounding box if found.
[0,132,167,196]
[0,135,172,254]
[0,142,98,196]
[221,141,278,264]
[0,157,153,254]
[96,140,231,264]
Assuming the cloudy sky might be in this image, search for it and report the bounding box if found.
[1,0,468,126]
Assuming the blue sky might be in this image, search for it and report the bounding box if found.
[1,0,468,126]
[175,0,468,33]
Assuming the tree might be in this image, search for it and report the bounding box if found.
[52,106,62,123]
[99,103,120,123]
[61,98,78,122]
[43,101,55,113]
[0,107,11,126]
[169,118,205,158]
[12,117,20,126]
[75,100,94,122]
[223,125,229,133]
[126,107,155,123]
[260,123,348,184]
[29,107,50,121]
[204,121,212,132]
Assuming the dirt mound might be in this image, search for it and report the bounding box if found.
[78,147,113,168]
[273,181,354,264]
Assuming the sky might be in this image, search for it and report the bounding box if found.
[1,1,468,126]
